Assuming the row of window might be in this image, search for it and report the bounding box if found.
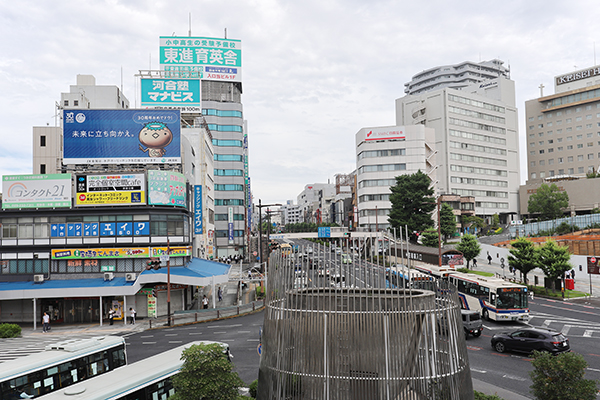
[529,104,600,121]
[215,230,245,237]
[530,145,599,155]
[450,164,507,177]
[449,106,506,124]
[215,199,245,206]
[358,179,397,188]
[203,108,243,118]
[530,132,600,143]
[214,213,244,221]
[548,88,600,108]
[359,208,390,217]
[214,169,243,176]
[450,152,507,166]
[532,153,600,167]
[358,194,390,202]
[358,164,406,174]
[214,184,244,191]
[357,149,405,160]
[207,124,243,132]
[531,166,593,179]
[474,201,509,209]
[212,139,242,147]
[449,129,506,145]
[214,154,243,162]
[449,141,506,156]
[449,117,506,135]
[448,94,505,113]
[450,176,508,187]
[451,188,508,198]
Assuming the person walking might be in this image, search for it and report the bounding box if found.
[202,295,209,309]
[108,309,115,326]
[42,312,50,333]
[129,307,136,324]
[487,252,492,265]
[218,286,223,302]
[472,258,477,268]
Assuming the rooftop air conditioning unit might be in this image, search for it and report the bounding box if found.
[34,274,44,283]
[104,272,114,281]
[125,273,136,282]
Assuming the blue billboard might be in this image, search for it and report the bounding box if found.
[63,109,181,164]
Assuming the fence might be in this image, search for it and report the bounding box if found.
[509,214,600,237]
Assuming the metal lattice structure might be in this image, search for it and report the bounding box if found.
[258,243,473,400]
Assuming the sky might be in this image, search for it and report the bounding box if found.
[1,0,600,206]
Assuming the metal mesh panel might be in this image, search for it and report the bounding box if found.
[258,242,473,400]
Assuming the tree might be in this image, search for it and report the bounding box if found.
[171,343,244,400]
[507,237,538,285]
[388,170,435,241]
[455,234,481,269]
[491,213,500,228]
[537,240,572,292]
[462,215,486,234]
[440,203,457,241]
[527,183,569,221]
[420,229,439,247]
[529,350,598,400]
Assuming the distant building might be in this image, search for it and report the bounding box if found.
[281,200,301,225]
[297,183,336,223]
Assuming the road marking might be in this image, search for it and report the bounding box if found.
[213,332,227,334]
[142,342,156,345]
[165,334,178,336]
[502,374,527,381]
[471,369,487,374]
[140,335,154,338]
[238,331,251,334]
[562,325,572,335]
[584,330,595,337]
[188,332,203,335]
[587,367,600,372]
[542,320,552,328]
[247,339,260,342]
[466,345,482,351]
[207,324,243,328]
[168,341,183,344]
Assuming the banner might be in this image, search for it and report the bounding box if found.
[52,247,150,260]
[141,78,201,109]
[2,174,72,209]
[63,109,181,164]
[76,173,145,206]
[148,170,186,206]
[194,185,203,234]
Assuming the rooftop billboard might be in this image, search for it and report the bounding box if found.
[2,174,72,209]
[75,173,145,206]
[140,78,201,110]
[148,170,186,206]
[159,36,242,83]
[63,109,181,164]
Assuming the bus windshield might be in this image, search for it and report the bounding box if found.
[496,288,528,309]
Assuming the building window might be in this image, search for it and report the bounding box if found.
[539,150,545,154]
[40,164,46,174]
[578,155,584,161]
[579,167,584,173]
[567,156,573,162]
[548,159,554,165]
[589,154,595,160]
[531,172,537,179]
[530,161,536,167]
[558,169,564,174]
[40,135,46,147]
[549,170,554,176]
[74,100,79,106]
[568,168,574,174]
[63,100,69,106]
[539,160,545,166]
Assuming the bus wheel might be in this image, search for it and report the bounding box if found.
[482,309,489,321]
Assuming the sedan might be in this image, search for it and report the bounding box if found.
[491,327,570,355]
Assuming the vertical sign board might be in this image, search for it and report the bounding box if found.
[147,295,157,318]
[228,207,234,244]
[2,174,72,209]
[194,185,203,234]
[247,177,252,233]
[140,78,201,110]
[587,256,600,274]
[147,170,186,206]
[159,36,242,83]
[63,109,181,164]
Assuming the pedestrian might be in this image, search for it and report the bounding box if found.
[571,269,576,280]
[42,312,50,333]
[487,252,492,264]
[218,286,223,302]
[129,307,136,324]
[248,269,252,279]
[202,295,209,309]
[108,309,115,326]
[472,258,477,268]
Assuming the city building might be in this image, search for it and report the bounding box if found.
[404,59,509,96]
[297,183,336,223]
[521,65,600,218]
[281,200,301,225]
[396,66,520,223]
[355,125,437,231]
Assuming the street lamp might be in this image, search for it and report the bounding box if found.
[257,199,282,271]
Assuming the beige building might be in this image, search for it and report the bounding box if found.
[522,65,600,218]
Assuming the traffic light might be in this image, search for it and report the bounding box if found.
[146,259,161,270]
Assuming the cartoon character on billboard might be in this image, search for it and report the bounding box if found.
[138,121,174,157]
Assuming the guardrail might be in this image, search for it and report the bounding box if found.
[147,299,265,329]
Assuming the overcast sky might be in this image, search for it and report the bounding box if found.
[1,0,599,205]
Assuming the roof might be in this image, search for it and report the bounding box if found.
[0,258,231,300]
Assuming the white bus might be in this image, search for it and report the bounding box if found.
[412,264,457,279]
[42,341,232,400]
[447,272,529,322]
[0,336,126,399]
[385,266,434,289]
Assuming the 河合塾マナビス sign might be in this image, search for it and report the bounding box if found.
[63,109,181,164]
[141,78,201,108]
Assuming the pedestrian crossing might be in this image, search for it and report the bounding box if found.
[529,311,600,338]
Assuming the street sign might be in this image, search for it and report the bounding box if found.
[101,265,115,272]
[257,343,262,356]
[587,256,600,275]
[160,255,170,262]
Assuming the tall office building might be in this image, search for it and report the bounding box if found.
[396,63,520,223]
[520,65,600,217]
[404,59,509,95]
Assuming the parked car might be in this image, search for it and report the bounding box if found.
[491,327,570,355]
[461,309,483,338]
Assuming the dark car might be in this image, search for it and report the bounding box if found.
[491,327,570,355]
[462,309,483,338]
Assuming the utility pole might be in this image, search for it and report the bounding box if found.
[437,197,442,267]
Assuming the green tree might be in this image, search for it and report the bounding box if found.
[171,343,244,400]
[421,229,439,247]
[455,234,481,269]
[388,170,435,241]
[538,240,572,292]
[491,213,500,228]
[440,203,457,241]
[527,183,569,221]
[507,237,538,285]
[529,350,598,400]
[462,215,486,234]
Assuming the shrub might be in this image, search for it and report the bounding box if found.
[255,286,265,299]
[0,323,21,338]
[474,391,504,400]
[249,379,258,398]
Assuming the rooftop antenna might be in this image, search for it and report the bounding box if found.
[188,13,192,36]
[224,28,227,39]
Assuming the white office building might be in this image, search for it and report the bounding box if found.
[396,73,520,222]
[355,125,437,231]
